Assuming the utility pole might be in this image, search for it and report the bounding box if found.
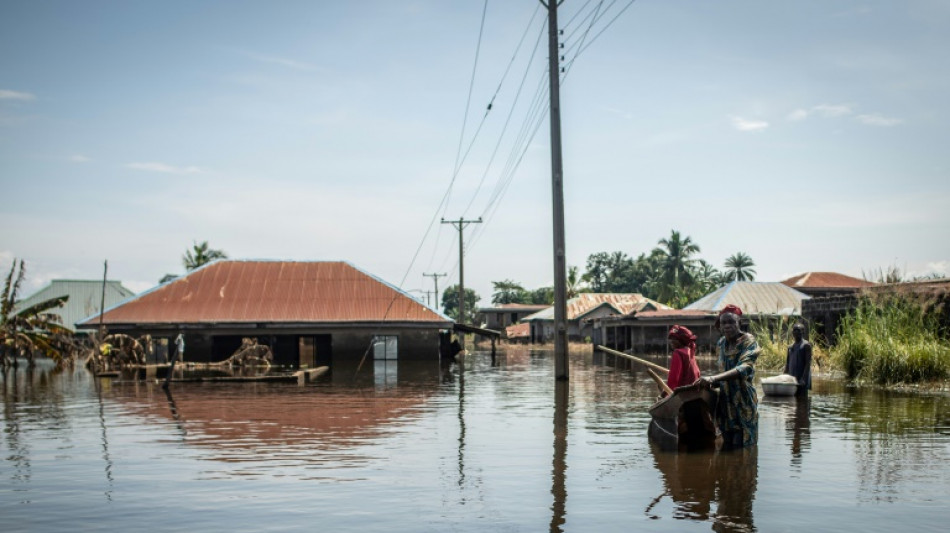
[440,217,482,325]
[424,272,447,310]
[542,0,569,380]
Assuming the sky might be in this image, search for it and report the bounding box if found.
[2,0,948,309]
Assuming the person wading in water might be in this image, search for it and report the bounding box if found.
[695,305,760,448]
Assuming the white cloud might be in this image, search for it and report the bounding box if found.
[127,162,205,174]
[787,109,809,121]
[731,116,769,132]
[813,104,853,117]
[246,52,320,72]
[0,89,36,101]
[69,154,91,163]
[600,106,633,120]
[787,103,853,121]
[855,113,902,126]
[925,260,949,276]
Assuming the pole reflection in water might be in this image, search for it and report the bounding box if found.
[457,357,466,490]
[163,386,187,440]
[549,379,568,533]
[646,442,758,531]
[94,374,115,501]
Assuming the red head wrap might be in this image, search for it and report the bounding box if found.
[720,304,743,317]
[668,325,697,344]
[714,304,743,328]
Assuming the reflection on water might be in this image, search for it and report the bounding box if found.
[2,352,949,532]
[647,443,758,532]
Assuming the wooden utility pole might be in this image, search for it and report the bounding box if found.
[542,0,569,380]
[424,272,447,310]
[440,217,481,325]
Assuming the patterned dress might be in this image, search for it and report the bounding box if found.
[715,332,759,447]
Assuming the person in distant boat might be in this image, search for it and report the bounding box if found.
[664,325,701,396]
[785,323,812,394]
[695,304,759,448]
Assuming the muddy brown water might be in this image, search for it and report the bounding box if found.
[2,348,948,532]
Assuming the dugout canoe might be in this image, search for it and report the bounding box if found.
[647,383,722,451]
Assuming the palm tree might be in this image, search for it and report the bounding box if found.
[723,252,757,282]
[183,241,228,271]
[1,259,73,367]
[693,259,724,294]
[654,230,701,304]
[566,266,587,298]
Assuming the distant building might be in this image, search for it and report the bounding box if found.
[15,279,135,332]
[505,322,530,344]
[780,271,876,298]
[76,260,453,367]
[477,303,549,333]
[523,293,670,343]
[593,281,810,354]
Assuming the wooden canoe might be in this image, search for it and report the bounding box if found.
[648,383,722,451]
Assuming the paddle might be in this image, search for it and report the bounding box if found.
[595,345,670,375]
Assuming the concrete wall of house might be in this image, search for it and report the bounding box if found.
[103,325,446,367]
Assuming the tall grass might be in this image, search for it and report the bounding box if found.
[750,318,828,372]
[832,295,950,385]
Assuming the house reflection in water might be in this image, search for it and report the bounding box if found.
[110,359,449,466]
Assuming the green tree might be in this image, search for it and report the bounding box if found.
[583,251,637,293]
[442,285,481,324]
[1,259,73,367]
[183,241,228,271]
[527,286,554,305]
[723,252,757,282]
[653,230,701,304]
[491,279,527,305]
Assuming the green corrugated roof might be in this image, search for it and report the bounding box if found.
[14,280,135,332]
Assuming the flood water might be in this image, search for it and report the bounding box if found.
[2,348,949,532]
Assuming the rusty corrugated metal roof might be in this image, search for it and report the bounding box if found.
[523,293,671,321]
[77,260,451,326]
[685,281,809,315]
[505,322,530,338]
[781,272,876,289]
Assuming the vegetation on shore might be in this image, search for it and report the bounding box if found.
[831,294,950,385]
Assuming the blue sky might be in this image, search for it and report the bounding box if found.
[2,0,948,306]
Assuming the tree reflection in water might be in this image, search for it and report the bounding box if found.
[646,442,758,532]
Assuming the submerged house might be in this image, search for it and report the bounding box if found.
[76,260,453,367]
[15,279,135,333]
[593,281,810,354]
[477,303,549,333]
[523,293,670,343]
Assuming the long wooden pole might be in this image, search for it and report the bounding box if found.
[646,368,674,396]
[595,345,670,375]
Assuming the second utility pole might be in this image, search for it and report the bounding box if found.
[424,272,447,310]
[441,217,481,326]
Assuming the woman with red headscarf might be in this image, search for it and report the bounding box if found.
[665,325,701,394]
[696,304,760,448]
